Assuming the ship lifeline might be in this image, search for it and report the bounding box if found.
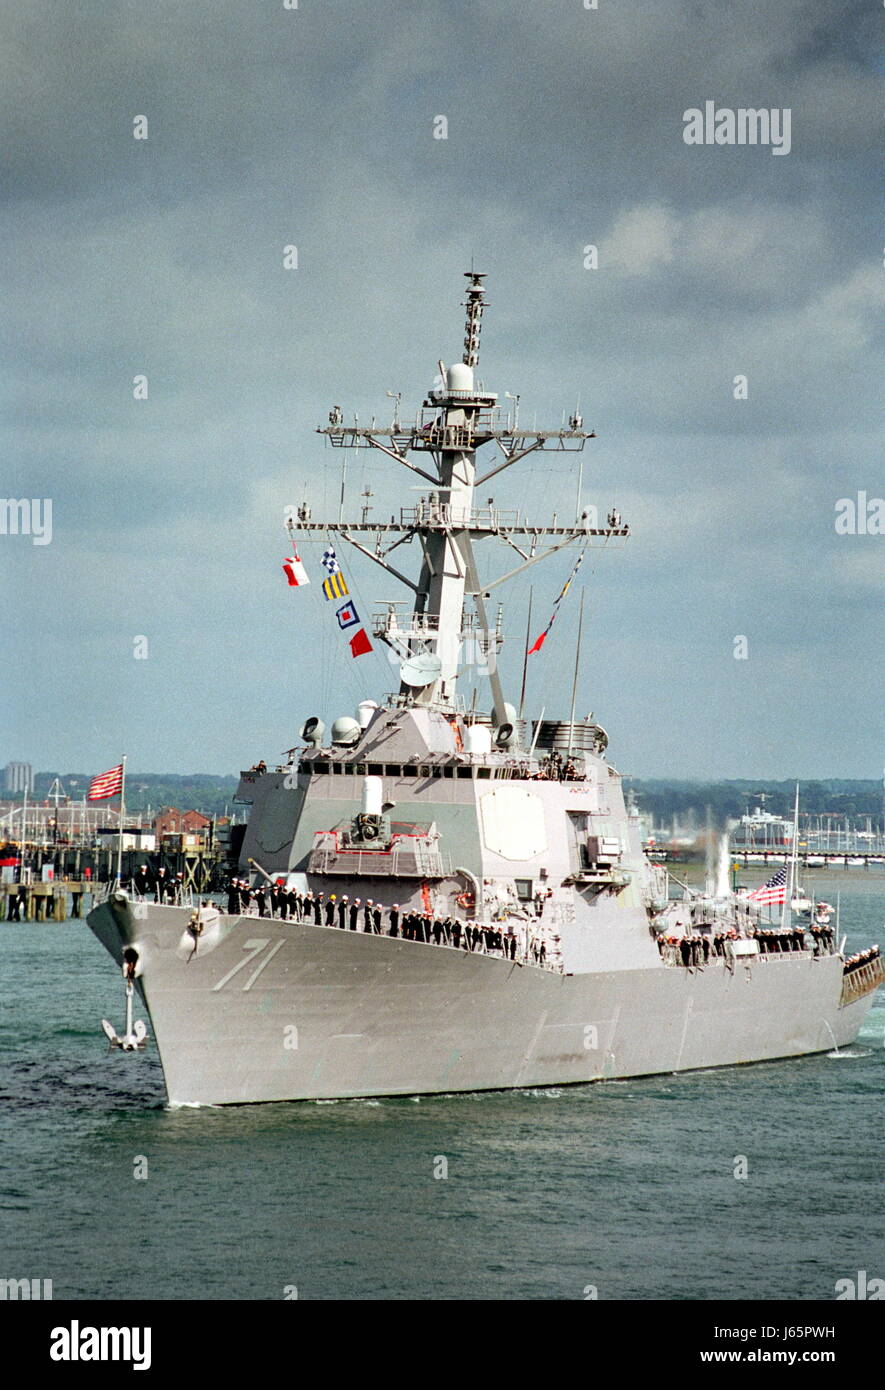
[88,272,883,1106]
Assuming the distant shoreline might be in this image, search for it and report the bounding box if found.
[664,861,885,886]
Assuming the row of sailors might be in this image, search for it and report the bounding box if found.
[658,924,836,967]
[225,880,554,966]
[843,944,881,976]
[132,866,186,902]
[807,923,836,955]
[657,933,727,967]
[752,926,818,954]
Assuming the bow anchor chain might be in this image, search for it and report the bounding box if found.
[101,951,148,1051]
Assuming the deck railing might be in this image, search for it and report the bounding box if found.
[308,833,452,879]
[840,956,885,1006]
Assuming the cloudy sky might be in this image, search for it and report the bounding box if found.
[3,0,883,780]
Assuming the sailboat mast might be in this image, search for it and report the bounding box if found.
[782,782,799,930]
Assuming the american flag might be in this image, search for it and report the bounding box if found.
[746,866,787,904]
[88,763,124,801]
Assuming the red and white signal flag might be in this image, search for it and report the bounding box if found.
[282,550,311,587]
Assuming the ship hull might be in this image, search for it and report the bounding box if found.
[87,898,877,1106]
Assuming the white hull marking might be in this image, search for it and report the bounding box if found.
[212,939,271,992]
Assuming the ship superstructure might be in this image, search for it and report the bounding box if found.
[87,273,882,1106]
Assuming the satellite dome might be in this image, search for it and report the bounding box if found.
[447,362,474,393]
[331,716,361,745]
[464,724,492,754]
[356,699,379,730]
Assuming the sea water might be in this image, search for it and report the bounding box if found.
[1,877,882,1300]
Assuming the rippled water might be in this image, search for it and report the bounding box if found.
[2,877,883,1300]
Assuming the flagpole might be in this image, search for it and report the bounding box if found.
[566,588,585,763]
[21,785,28,879]
[518,586,533,720]
[782,783,798,931]
[528,705,546,761]
[116,756,127,886]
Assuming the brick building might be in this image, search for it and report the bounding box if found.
[153,807,211,840]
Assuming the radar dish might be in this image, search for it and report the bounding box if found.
[400,653,442,688]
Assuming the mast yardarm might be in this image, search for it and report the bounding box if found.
[295,273,629,719]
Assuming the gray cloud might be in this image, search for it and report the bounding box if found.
[3,0,882,777]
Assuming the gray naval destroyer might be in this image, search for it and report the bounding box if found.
[88,272,883,1105]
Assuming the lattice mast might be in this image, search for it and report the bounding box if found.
[293,272,628,720]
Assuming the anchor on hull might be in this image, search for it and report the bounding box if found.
[101,949,148,1052]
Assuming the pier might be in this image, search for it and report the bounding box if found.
[731,850,885,868]
[1,880,93,921]
[646,846,885,869]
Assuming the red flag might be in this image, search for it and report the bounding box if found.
[349,627,373,658]
[88,764,124,800]
[527,631,548,655]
